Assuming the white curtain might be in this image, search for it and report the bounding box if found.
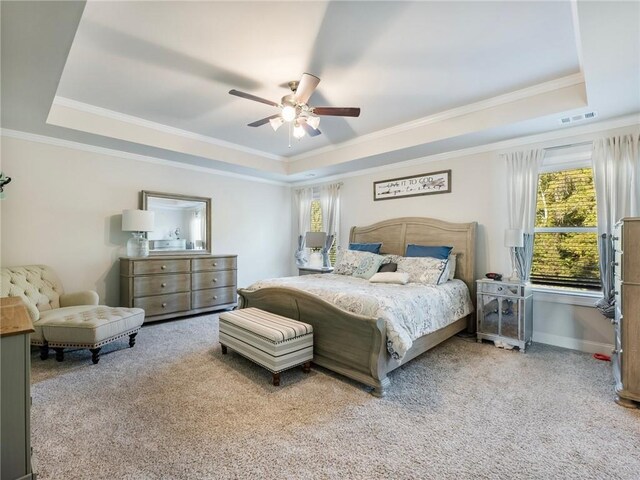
[319,183,341,267]
[592,133,640,317]
[294,187,313,267]
[503,148,545,281]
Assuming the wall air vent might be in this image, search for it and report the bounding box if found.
[559,111,598,125]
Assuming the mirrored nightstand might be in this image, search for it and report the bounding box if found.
[476,279,533,352]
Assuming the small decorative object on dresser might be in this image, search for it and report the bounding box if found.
[612,218,640,408]
[476,278,533,352]
[120,254,237,322]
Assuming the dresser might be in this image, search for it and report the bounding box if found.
[120,255,237,322]
[612,218,640,408]
[476,279,533,352]
[1,297,36,480]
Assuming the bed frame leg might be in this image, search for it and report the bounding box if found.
[370,377,391,397]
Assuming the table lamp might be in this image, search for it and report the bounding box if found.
[305,231,327,268]
[504,228,524,281]
[122,209,155,257]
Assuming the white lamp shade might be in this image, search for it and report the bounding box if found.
[122,209,155,232]
[504,228,524,248]
[305,231,327,248]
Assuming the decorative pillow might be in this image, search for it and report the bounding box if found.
[369,271,410,285]
[349,242,382,254]
[397,256,449,285]
[334,249,379,275]
[405,244,453,260]
[378,262,397,273]
[353,254,386,280]
[447,253,457,280]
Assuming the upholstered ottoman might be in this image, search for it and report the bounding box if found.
[219,308,313,386]
[36,306,145,364]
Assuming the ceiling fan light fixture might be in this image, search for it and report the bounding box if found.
[306,115,320,130]
[281,105,296,122]
[269,117,284,131]
[293,123,306,139]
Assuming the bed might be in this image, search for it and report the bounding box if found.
[237,217,477,396]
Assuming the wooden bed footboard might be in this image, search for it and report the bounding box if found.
[237,287,391,395]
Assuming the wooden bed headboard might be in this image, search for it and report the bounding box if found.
[349,217,477,295]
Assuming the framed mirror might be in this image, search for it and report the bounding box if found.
[141,191,211,255]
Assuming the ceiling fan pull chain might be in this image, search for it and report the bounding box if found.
[288,122,292,148]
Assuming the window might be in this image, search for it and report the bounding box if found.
[531,167,600,289]
[310,200,337,264]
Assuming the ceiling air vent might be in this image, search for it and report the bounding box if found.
[559,111,598,125]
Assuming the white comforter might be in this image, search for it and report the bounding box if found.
[244,274,474,360]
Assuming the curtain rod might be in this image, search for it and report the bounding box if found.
[543,140,593,151]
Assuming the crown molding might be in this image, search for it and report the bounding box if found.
[51,96,286,162]
[289,73,586,163]
[291,114,639,186]
[0,129,290,187]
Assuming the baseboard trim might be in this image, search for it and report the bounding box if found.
[533,331,613,354]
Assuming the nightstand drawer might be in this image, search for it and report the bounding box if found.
[477,282,523,297]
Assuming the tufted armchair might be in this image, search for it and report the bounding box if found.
[1,265,144,364]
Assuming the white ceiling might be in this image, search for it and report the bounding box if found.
[2,1,639,182]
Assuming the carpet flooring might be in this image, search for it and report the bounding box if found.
[30,314,640,480]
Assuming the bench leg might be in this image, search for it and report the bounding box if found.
[221,344,228,354]
[302,361,311,373]
[39,346,49,360]
[90,347,101,364]
[54,348,64,362]
[272,372,280,386]
[129,332,138,348]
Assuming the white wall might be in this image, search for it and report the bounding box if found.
[0,136,292,306]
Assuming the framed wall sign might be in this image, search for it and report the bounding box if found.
[373,170,451,201]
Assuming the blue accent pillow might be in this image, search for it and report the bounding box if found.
[349,242,382,254]
[405,244,453,259]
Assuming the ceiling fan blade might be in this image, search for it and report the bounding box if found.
[247,114,281,127]
[300,122,322,137]
[312,107,360,117]
[229,89,279,108]
[294,73,320,105]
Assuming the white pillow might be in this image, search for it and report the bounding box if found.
[396,256,449,285]
[369,271,410,284]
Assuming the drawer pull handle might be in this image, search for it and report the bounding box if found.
[162,302,167,308]
[213,296,218,300]
[614,291,619,295]
[161,265,167,270]
[213,262,218,267]
[497,287,503,291]
[161,283,167,288]
[212,278,218,283]
[612,261,619,267]
[613,236,619,241]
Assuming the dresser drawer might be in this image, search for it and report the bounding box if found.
[192,270,236,290]
[133,259,190,275]
[134,292,190,317]
[192,287,236,309]
[192,257,236,272]
[133,274,190,297]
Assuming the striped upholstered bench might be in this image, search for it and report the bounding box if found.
[219,308,313,386]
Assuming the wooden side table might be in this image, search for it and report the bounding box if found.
[298,266,334,276]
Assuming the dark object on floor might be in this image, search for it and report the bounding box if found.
[593,353,611,362]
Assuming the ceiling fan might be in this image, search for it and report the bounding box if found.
[229,73,360,141]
